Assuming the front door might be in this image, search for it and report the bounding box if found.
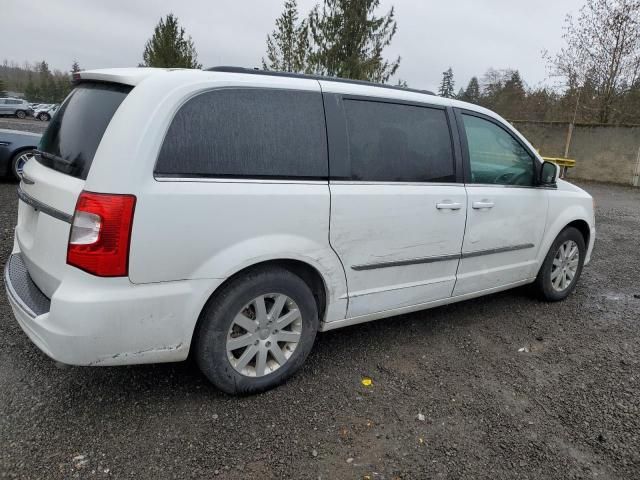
[326,95,467,319]
[453,110,549,296]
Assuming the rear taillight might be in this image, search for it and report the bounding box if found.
[67,191,136,277]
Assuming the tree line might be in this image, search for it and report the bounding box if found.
[438,65,640,124]
[438,0,640,124]
[0,59,80,103]
[2,0,638,124]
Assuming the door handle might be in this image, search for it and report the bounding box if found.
[472,201,495,209]
[436,201,462,210]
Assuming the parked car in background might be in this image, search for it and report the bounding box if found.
[29,104,51,118]
[0,129,40,180]
[0,98,31,119]
[33,104,58,121]
[4,67,595,395]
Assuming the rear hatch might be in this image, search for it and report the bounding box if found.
[16,81,132,297]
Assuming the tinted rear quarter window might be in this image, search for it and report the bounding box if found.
[37,82,132,179]
[155,88,328,179]
[344,99,455,182]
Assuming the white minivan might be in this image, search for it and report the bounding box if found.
[5,67,595,394]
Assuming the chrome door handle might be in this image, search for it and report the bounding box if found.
[472,201,495,209]
[436,201,462,210]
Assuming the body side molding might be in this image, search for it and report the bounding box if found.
[351,243,535,271]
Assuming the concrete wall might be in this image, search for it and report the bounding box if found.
[511,121,640,186]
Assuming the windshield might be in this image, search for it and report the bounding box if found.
[37,82,132,180]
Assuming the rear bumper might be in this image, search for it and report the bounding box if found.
[5,252,219,366]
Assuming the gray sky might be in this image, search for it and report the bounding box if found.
[3,0,584,92]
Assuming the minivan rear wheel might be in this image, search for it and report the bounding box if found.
[535,226,586,301]
[195,266,319,394]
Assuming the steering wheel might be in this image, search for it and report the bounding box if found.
[493,170,529,186]
[493,171,515,184]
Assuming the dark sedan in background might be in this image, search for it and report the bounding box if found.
[0,129,41,180]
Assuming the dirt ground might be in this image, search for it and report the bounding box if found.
[0,160,638,478]
[0,118,48,134]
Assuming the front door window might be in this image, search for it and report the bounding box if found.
[462,114,535,186]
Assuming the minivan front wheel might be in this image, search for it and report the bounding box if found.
[195,266,319,394]
[535,227,586,301]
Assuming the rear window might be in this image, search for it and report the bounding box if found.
[37,82,132,179]
[155,88,328,179]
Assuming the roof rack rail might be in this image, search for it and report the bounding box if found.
[206,66,435,96]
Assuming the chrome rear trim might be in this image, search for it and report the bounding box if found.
[17,185,73,224]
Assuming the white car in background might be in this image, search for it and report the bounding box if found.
[33,104,58,121]
[5,67,595,395]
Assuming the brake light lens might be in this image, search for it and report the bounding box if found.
[67,191,136,277]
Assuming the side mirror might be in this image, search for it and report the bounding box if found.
[538,161,558,186]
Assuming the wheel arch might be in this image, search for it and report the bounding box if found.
[537,210,593,272]
[189,258,330,354]
[565,219,590,247]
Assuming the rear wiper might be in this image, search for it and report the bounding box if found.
[34,149,72,165]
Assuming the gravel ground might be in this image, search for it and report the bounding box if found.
[0,117,48,134]
[0,178,638,479]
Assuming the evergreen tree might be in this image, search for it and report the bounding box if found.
[307,0,401,83]
[438,67,455,98]
[142,14,202,69]
[24,72,38,102]
[456,87,465,99]
[263,0,310,73]
[37,61,55,102]
[499,70,526,118]
[503,70,525,97]
[463,77,480,103]
[0,77,6,97]
[71,60,81,73]
[55,75,73,102]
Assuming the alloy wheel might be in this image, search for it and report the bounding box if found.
[226,293,302,377]
[551,240,580,292]
[14,151,34,178]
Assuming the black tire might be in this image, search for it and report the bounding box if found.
[38,113,50,121]
[15,110,26,120]
[535,226,586,301]
[10,149,35,181]
[195,266,319,395]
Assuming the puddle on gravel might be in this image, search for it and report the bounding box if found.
[602,293,638,302]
